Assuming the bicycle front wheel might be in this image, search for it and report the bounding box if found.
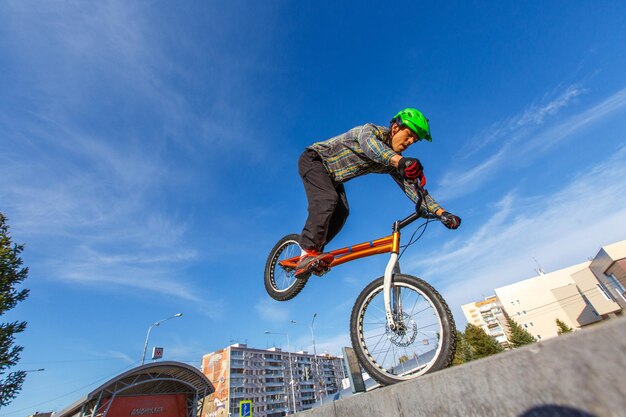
[264,234,308,301]
[350,274,456,386]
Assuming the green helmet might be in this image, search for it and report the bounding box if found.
[391,108,432,142]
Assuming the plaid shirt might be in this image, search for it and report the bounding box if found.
[308,123,442,214]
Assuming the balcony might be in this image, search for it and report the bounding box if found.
[265,397,284,404]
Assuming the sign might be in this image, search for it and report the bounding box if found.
[152,347,164,360]
[239,400,252,417]
[99,394,186,417]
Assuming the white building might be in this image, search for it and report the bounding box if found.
[494,241,625,341]
[462,240,625,344]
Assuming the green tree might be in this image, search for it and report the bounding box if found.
[0,213,30,408]
[506,317,537,347]
[464,324,503,359]
[398,355,409,364]
[556,318,573,335]
[452,330,472,365]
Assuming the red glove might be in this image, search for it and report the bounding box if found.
[417,172,426,188]
[398,157,423,181]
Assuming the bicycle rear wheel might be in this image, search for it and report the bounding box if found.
[264,234,308,301]
[350,274,456,386]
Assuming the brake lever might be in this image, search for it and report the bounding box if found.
[413,183,441,220]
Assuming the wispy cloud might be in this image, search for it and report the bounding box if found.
[438,86,626,200]
[288,332,350,357]
[0,1,229,302]
[407,146,626,324]
[314,332,351,357]
[461,85,585,157]
[520,87,626,157]
[255,299,292,323]
[438,147,509,200]
[103,350,135,365]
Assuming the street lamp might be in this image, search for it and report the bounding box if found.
[310,313,329,403]
[265,330,297,414]
[141,313,183,365]
[310,313,321,404]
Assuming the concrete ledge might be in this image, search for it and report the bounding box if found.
[295,317,626,417]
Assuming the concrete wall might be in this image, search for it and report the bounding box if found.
[294,317,626,417]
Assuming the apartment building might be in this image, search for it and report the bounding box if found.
[461,295,509,347]
[201,343,344,417]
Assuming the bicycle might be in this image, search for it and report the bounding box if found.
[264,186,456,386]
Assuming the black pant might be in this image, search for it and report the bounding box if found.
[298,149,349,251]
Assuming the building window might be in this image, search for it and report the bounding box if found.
[606,273,626,302]
[596,284,613,301]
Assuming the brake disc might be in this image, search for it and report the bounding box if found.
[386,312,418,347]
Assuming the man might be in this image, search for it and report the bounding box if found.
[295,108,461,279]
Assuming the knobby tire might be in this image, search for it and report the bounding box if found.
[264,234,308,301]
[349,274,456,386]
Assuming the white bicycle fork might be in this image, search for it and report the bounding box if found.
[383,253,402,331]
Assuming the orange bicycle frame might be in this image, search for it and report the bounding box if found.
[278,231,401,270]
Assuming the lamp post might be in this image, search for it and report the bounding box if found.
[309,313,325,405]
[141,313,183,365]
[265,330,297,414]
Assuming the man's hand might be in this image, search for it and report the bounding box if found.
[398,157,423,181]
[440,211,461,230]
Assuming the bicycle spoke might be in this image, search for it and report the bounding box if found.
[416,323,439,331]
[363,330,388,340]
[271,240,301,292]
[363,321,388,326]
[380,343,392,370]
[369,334,389,358]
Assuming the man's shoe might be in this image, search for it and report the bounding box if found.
[294,250,334,279]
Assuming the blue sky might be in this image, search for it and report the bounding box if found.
[2,0,626,414]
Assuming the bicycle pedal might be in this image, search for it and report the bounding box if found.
[311,267,330,277]
[308,260,330,276]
